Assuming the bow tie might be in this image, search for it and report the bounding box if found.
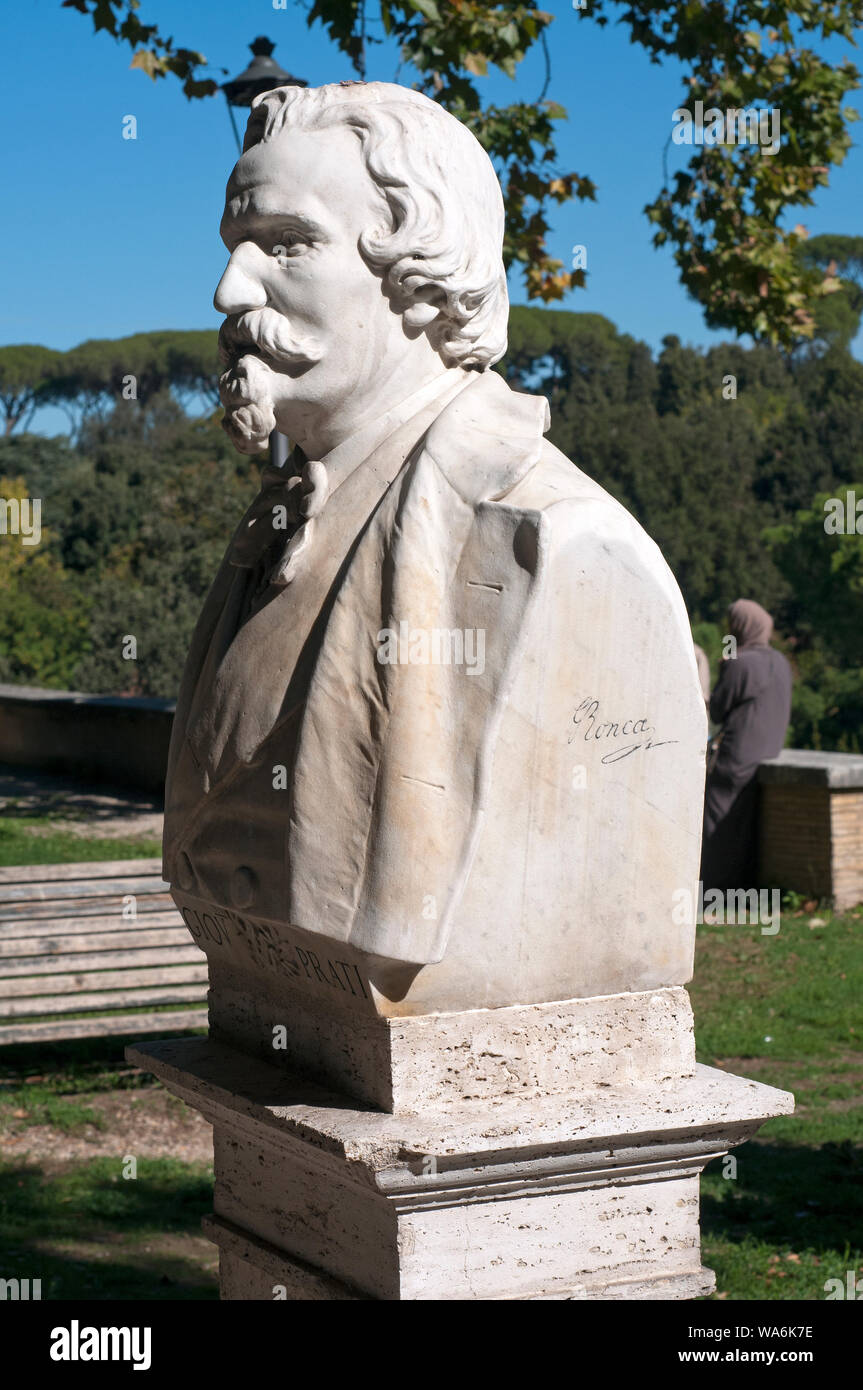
[229,456,330,588]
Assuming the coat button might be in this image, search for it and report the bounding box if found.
[231,866,257,909]
[176,852,194,891]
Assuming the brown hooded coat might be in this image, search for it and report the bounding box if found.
[701,600,792,889]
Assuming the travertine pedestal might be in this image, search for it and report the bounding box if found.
[129,1002,792,1301]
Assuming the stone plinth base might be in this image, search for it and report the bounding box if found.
[203,973,697,1110]
[206,1214,715,1301]
[128,1036,792,1302]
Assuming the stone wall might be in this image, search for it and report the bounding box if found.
[1,685,862,908]
[758,750,863,910]
[0,684,174,794]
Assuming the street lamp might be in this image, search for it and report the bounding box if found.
[222,36,307,152]
[221,38,307,468]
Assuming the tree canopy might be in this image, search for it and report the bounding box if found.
[800,233,863,349]
[0,345,64,436]
[2,308,862,751]
[0,331,221,438]
[63,0,862,344]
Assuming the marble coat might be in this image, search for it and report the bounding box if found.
[164,368,706,999]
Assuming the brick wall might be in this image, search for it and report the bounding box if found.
[830,789,863,910]
[758,752,863,910]
[759,783,833,900]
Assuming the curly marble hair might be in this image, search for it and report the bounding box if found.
[242,81,509,369]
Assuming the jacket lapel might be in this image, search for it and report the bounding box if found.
[286,371,550,965]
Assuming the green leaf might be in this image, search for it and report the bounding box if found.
[409,0,441,21]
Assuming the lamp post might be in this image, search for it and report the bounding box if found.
[222,38,308,469]
[221,36,308,152]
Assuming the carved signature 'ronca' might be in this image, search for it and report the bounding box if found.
[569,696,679,763]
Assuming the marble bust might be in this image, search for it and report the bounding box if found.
[163,81,706,1035]
[141,81,793,1303]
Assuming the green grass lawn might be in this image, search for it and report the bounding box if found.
[0,816,210,1298]
[691,900,863,1300]
[0,1156,217,1299]
[0,815,160,866]
[0,1039,216,1299]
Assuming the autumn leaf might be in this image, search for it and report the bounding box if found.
[129,48,161,80]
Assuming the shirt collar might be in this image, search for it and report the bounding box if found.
[292,369,476,493]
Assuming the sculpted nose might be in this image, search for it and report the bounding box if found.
[214,244,268,315]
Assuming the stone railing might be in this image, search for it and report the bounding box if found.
[0,683,174,794]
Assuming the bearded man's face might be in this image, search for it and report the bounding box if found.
[214,124,400,454]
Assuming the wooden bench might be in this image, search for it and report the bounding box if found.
[0,859,207,1045]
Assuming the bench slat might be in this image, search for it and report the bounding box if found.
[0,859,162,884]
[0,860,207,1046]
[0,945,203,977]
[0,983,208,1018]
[0,963,208,1001]
[0,910,183,938]
[0,877,169,904]
[0,927,191,957]
[0,894,175,923]
[0,1008,207,1044]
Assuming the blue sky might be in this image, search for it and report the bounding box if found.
[2,0,861,419]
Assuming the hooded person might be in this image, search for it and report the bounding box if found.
[701,599,792,890]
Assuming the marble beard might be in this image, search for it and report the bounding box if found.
[142,81,792,1302]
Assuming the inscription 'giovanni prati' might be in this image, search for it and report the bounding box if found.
[179,900,369,1001]
[568,697,678,763]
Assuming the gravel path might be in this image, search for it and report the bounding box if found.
[0,1087,213,1168]
[0,764,164,840]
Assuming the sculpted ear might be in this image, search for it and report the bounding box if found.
[403,300,440,328]
[401,281,445,329]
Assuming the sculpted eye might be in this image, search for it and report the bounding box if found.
[272,232,308,261]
